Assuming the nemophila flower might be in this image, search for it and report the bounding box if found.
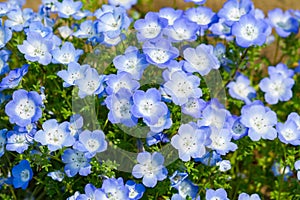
[47,170,64,182]
[131,88,168,126]
[105,89,138,127]
[0,129,7,157]
[98,177,129,199]
[76,183,101,200]
[194,151,222,166]
[75,67,105,98]
[208,127,238,155]
[287,112,300,129]
[232,14,269,48]
[184,6,217,33]
[55,0,82,18]
[34,119,75,152]
[105,72,140,95]
[216,160,231,172]
[68,114,84,137]
[146,132,170,146]
[164,17,198,42]
[73,20,96,39]
[259,73,294,105]
[184,0,206,5]
[238,193,261,200]
[73,130,107,159]
[294,160,300,180]
[181,97,207,119]
[206,188,229,200]
[12,160,33,190]
[209,18,233,40]
[0,21,12,48]
[18,32,54,65]
[125,180,145,200]
[268,63,294,79]
[228,116,248,140]
[183,44,220,76]
[108,0,137,9]
[5,8,33,32]
[142,39,179,68]
[95,5,131,39]
[57,62,90,88]
[171,123,210,161]
[169,171,188,189]
[271,162,293,181]
[163,71,202,106]
[132,151,168,188]
[25,21,53,39]
[148,112,172,133]
[6,130,31,154]
[0,49,10,75]
[240,101,277,141]
[177,179,199,199]
[0,3,9,17]
[5,89,43,127]
[218,0,254,26]
[134,12,168,41]
[276,119,300,145]
[268,8,299,37]
[227,73,256,104]
[62,148,91,177]
[113,46,149,80]
[158,7,183,26]
[0,64,29,91]
[51,42,83,64]
[67,191,81,200]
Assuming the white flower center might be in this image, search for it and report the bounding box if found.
[228,8,241,21]
[45,128,65,145]
[281,128,297,141]
[71,151,88,168]
[60,53,73,63]
[174,80,193,97]
[15,99,36,120]
[129,187,139,199]
[139,100,156,116]
[85,138,100,152]
[114,99,131,118]
[148,49,169,64]
[68,72,81,84]
[20,169,30,182]
[241,24,258,40]
[142,23,161,39]
[250,115,267,132]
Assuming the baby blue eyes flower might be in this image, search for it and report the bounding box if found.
[184,0,206,5]
[240,101,277,141]
[101,177,130,199]
[163,71,202,106]
[183,44,220,76]
[34,119,75,152]
[206,188,229,200]
[294,160,300,180]
[12,160,33,190]
[271,162,293,181]
[55,0,82,18]
[73,129,107,159]
[0,129,6,157]
[232,14,269,48]
[0,64,29,91]
[0,21,12,48]
[17,32,54,65]
[108,0,137,9]
[132,151,168,188]
[125,180,145,200]
[5,89,43,127]
[171,123,210,161]
[216,160,231,172]
[47,170,65,182]
[51,42,83,64]
[131,88,168,126]
[276,116,300,145]
[62,148,91,177]
[238,193,261,200]
[194,151,222,166]
[181,97,207,119]
[0,49,10,76]
[6,130,31,154]
[105,72,140,95]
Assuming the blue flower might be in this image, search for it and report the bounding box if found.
[177,179,199,199]
[17,32,54,65]
[5,89,43,127]
[0,64,29,91]
[240,101,277,141]
[6,130,31,154]
[134,12,168,41]
[268,8,299,38]
[148,111,172,133]
[61,148,91,177]
[125,180,145,200]
[75,67,105,98]
[0,20,12,48]
[51,42,83,64]
[238,193,261,200]
[132,151,168,187]
[205,188,229,200]
[47,170,64,182]
[12,160,33,190]
[276,116,300,145]
[55,0,82,18]
[105,89,138,127]
[146,132,170,146]
[271,161,293,181]
[73,129,107,158]
[108,0,137,9]
[259,73,294,105]
[76,183,103,200]
[184,0,206,5]
[34,119,75,152]
[5,8,33,32]
[100,177,130,199]
[113,46,149,80]
[181,98,207,119]
[294,160,300,180]
[143,38,179,68]
[183,44,220,76]
[0,129,7,157]
[171,123,210,161]
[228,116,248,140]
[68,114,84,137]
[216,160,231,172]
[73,20,97,39]
[232,14,270,48]
[227,73,256,104]
[268,63,294,79]
[194,151,222,166]
[0,49,10,76]
[163,71,202,106]
[105,72,140,95]
[131,88,168,126]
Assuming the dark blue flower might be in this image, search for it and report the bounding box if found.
[0,64,29,91]
[12,160,33,190]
